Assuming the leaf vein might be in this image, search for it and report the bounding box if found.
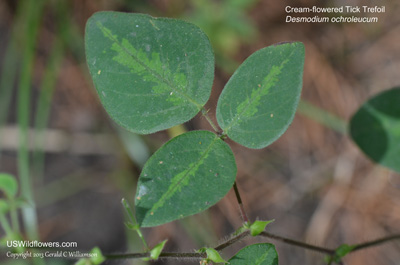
[150,135,219,213]
[95,21,202,109]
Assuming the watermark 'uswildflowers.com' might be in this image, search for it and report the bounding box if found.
[6,240,77,248]
[4,240,99,260]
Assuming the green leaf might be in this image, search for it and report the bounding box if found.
[249,220,274,236]
[350,87,400,173]
[0,173,18,198]
[0,199,9,214]
[325,244,355,263]
[135,130,236,227]
[89,247,105,265]
[74,259,88,265]
[206,248,227,264]
[74,247,105,265]
[229,243,278,265]
[149,240,167,260]
[335,244,355,258]
[124,222,137,230]
[121,198,138,227]
[233,225,248,236]
[216,42,305,149]
[197,247,207,253]
[85,12,214,134]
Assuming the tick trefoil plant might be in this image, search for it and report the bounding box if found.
[85,11,302,264]
[83,11,400,265]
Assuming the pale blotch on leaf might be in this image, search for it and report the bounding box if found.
[228,59,289,130]
[149,137,218,215]
[96,23,190,107]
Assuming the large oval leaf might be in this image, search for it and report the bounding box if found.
[350,87,400,173]
[85,12,214,134]
[216,42,305,149]
[135,131,236,227]
[229,243,278,265]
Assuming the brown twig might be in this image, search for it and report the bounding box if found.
[100,231,400,262]
[259,231,335,255]
[233,181,249,224]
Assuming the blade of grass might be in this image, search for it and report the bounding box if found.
[17,0,45,249]
[179,211,218,247]
[0,212,13,236]
[32,38,64,182]
[0,23,20,165]
[298,99,347,134]
[51,0,85,62]
[8,199,20,235]
[35,169,98,208]
[0,39,20,234]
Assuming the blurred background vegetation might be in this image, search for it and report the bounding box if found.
[0,0,399,264]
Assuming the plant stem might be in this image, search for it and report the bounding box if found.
[233,182,249,224]
[105,252,205,260]
[0,213,13,236]
[215,230,250,251]
[121,198,149,250]
[351,234,400,253]
[17,0,45,245]
[9,199,19,234]
[259,231,335,255]
[33,37,64,183]
[201,108,221,134]
[99,230,400,261]
[0,37,18,161]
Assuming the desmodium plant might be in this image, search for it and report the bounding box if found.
[83,11,400,264]
[350,88,400,173]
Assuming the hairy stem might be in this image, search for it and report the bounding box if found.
[215,230,250,251]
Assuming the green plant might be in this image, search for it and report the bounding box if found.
[1,5,399,264]
[349,88,400,172]
[82,11,399,265]
[85,11,302,263]
[0,6,362,264]
[184,0,258,73]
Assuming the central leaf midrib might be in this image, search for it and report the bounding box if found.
[254,248,271,265]
[223,53,293,134]
[150,135,219,214]
[224,66,282,133]
[97,21,202,109]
